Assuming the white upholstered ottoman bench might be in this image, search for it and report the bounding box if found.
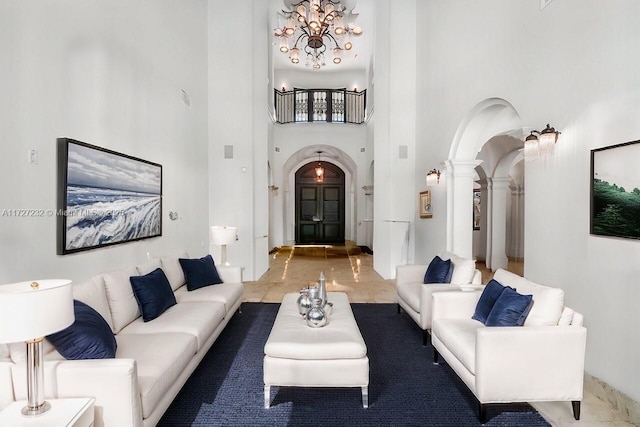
[263,292,369,408]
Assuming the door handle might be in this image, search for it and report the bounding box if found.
[312,216,322,222]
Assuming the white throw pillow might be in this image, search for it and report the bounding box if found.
[493,269,565,326]
[449,255,477,284]
[557,307,575,326]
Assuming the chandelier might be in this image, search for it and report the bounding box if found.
[274,0,363,70]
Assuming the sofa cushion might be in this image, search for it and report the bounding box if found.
[179,255,223,291]
[174,282,244,314]
[46,300,117,359]
[119,301,225,351]
[396,282,422,313]
[449,254,477,284]
[116,332,197,419]
[136,258,163,276]
[103,266,141,333]
[557,307,575,326]
[485,287,533,327]
[161,255,187,291]
[72,275,114,331]
[423,256,453,284]
[493,269,565,326]
[130,268,177,322]
[472,279,506,324]
[432,318,483,375]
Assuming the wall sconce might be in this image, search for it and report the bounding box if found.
[210,226,237,266]
[524,124,561,161]
[426,169,441,186]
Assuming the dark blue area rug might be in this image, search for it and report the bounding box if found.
[158,303,550,426]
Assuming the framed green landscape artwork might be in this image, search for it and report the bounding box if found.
[590,140,640,239]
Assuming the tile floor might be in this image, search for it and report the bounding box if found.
[243,245,636,427]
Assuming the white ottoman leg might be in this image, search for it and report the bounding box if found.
[264,385,271,408]
[361,386,368,408]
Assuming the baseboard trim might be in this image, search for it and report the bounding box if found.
[585,373,640,425]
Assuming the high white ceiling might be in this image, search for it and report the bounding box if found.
[269,0,374,74]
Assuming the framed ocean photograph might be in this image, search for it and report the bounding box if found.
[590,139,640,240]
[57,138,162,254]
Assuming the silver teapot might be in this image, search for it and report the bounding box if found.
[297,286,319,316]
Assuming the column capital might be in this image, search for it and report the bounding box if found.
[443,160,483,178]
[488,176,511,189]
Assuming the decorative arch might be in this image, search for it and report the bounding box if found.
[281,145,358,245]
[446,98,523,259]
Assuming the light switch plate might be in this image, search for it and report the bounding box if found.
[28,149,38,164]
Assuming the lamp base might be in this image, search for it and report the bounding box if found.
[21,400,50,416]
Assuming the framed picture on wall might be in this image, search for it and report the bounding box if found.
[590,139,640,239]
[419,190,432,218]
[473,190,481,230]
[57,138,163,254]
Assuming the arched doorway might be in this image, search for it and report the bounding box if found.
[446,98,524,259]
[295,161,345,244]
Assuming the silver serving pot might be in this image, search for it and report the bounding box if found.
[297,288,313,316]
[306,298,328,328]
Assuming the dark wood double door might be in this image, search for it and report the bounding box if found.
[295,161,345,244]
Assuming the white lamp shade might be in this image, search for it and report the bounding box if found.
[539,132,556,156]
[210,226,237,246]
[0,279,74,343]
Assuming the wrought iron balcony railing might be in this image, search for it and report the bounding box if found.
[274,88,366,124]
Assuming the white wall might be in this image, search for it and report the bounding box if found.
[271,124,367,247]
[208,0,270,281]
[415,0,640,404]
[0,0,209,284]
[372,0,417,278]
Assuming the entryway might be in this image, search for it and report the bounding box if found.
[295,161,345,244]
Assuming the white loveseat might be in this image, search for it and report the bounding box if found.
[431,268,587,422]
[396,253,482,345]
[0,253,244,427]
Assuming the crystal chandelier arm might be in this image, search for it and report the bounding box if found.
[292,32,308,49]
[323,32,343,49]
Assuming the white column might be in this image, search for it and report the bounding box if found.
[445,160,482,259]
[484,178,493,269]
[509,184,525,260]
[489,177,510,271]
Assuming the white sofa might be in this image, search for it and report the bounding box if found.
[0,253,244,427]
[396,253,482,345]
[431,268,587,422]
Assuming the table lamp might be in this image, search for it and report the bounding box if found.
[0,279,74,416]
[210,226,237,266]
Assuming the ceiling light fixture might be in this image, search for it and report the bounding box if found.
[315,151,324,183]
[274,0,363,70]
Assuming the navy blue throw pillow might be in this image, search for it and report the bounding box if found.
[130,268,177,322]
[179,254,223,291]
[485,287,534,327]
[47,300,117,359]
[472,279,507,324]
[423,256,453,284]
